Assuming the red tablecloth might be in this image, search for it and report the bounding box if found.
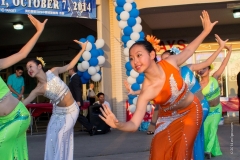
[26,103,53,117]
[26,102,91,117]
[221,97,239,112]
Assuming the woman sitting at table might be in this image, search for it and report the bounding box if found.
[23,40,87,160]
[0,15,47,160]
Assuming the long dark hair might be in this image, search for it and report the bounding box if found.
[162,50,175,56]
[129,41,157,62]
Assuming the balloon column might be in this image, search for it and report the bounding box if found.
[114,0,151,113]
[77,35,106,84]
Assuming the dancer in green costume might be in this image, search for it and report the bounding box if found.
[198,44,232,159]
[0,15,47,160]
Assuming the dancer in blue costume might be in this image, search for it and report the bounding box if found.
[161,34,228,160]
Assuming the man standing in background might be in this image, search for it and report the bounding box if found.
[68,66,96,136]
[7,66,25,100]
[87,83,96,105]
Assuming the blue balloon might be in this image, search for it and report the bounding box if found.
[98,70,102,75]
[89,58,99,66]
[116,15,121,21]
[139,31,145,39]
[116,0,126,7]
[128,94,137,99]
[79,38,87,42]
[139,73,145,77]
[131,83,140,91]
[81,76,89,84]
[126,70,130,76]
[90,49,99,57]
[129,8,139,18]
[98,49,104,56]
[124,43,127,48]
[128,98,134,105]
[115,6,124,14]
[125,62,132,71]
[121,35,131,43]
[83,71,91,80]
[79,56,84,62]
[127,17,137,27]
[131,2,137,8]
[123,26,133,36]
[77,71,83,77]
[91,43,96,49]
[86,35,95,43]
[137,38,144,42]
[136,75,144,84]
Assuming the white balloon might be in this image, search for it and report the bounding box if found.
[81,61,90,70]
[128,104,136,113]
[133,97,138,105]
[125,57,129,62]
[130,69,139,78]
[126,0,134,3]
[77,63,86,72]
[85,42,92,51]
[136,17,142,24]
[127,76,136,85]
[130,32,140,41]
[82,51,91,61]
[91,73,101,82]
[124,48,129,57]
[114,1,117,6]
[123,3,132,11]
[97,56,106,66]
[127,40,135,48]
[88,66,97,76]
[95,39,105,49]
[140,84,142,89]
[120,11,130,21]
[95,65,100,72]
[146,105,152,112]
[132,24,142,32]
[119,20,128,29]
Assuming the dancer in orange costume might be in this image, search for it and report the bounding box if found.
[99,11,217,160]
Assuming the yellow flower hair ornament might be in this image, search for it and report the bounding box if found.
[36,57,46,67]
[146,35,161,52]
[209,64,214,71]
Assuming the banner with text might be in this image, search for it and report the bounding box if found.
[0,0,96,18]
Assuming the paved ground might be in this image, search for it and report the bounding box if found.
[27,116,240,160]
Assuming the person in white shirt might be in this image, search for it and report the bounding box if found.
[94,92,111,111]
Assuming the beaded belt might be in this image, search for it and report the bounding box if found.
[0,91,12,103]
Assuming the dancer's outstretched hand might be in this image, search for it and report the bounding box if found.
[73,40,88,50]
[200,10,218,34]
[28,14,47,33]
[215,34,228,48]
[225,44,232,51]
[99,104,119,128]
[124,80,135,95]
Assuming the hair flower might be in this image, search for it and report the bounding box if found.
[36,57,46,67]
[170,47,181,55]
[146,35,161,52]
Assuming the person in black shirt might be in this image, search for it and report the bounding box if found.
[68,66,96,136]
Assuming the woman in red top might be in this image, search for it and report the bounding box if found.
[100,11,217,160]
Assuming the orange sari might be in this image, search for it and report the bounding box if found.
[150,60,202,160]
